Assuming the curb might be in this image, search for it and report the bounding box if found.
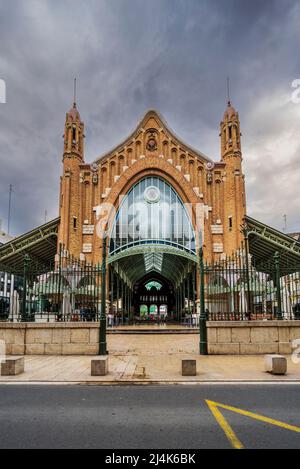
[1,379,300,386]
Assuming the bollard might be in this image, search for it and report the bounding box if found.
[91,357,108,376]
[264,354,287,375]
[1,357,25,376]
[182,359,197,376]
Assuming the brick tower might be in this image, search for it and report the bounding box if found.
[58,97,85,257]
[220,100,246,253]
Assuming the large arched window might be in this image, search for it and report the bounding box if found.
[109,177,195,254]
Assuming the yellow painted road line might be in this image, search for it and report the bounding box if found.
[206,399,300,449]
[206,400,244,449]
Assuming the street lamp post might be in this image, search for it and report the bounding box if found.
[199,232,208,355]
[99,233,108,355]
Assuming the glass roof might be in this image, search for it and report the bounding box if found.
[143,252,163,272]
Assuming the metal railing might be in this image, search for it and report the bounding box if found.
[204,250,300,321]
[0,248,102,323]
[1,246,299,323]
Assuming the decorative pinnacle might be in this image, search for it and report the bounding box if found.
[73,77,77,108]
[227,76,231,106]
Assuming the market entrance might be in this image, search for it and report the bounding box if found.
[133,274,173,323]
[107,175,198,325]
[108,247,198,325]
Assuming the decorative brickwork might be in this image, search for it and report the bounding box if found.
[58,107,246,264]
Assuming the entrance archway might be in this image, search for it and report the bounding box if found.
[107,176,199,324]
[133,272,174,322]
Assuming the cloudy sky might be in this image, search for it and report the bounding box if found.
[0,0,299,236]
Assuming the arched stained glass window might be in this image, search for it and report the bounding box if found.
[140,305,148,316]
[149,304,158,315]
[109,177,195,254]
[145,281,162,291]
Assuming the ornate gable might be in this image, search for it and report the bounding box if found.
[87,109,222,208]
[94,109,213,167]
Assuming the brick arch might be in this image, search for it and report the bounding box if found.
[106,156,199,212]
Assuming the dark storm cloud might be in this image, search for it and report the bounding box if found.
[0,0,299,235]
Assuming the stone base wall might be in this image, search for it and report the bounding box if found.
[1,321,300,355]
[0,323,100,355]
[207,320,300,354]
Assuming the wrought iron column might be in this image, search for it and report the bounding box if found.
[99,234,108,355]
[124,284,128,320]
[128,286,130,320]
[110,267,113,313]
[130,289,133,320]
[182,280,185,321]
[21,254,30,322]
[178,287,180,321]
[117,273,120,319]
[128,286,130,319]
[127,284,130,320]
[274,251,283,320]
[57,243,62,319]
[199,234,208,355]
[121,278,124,324]
[187,271,191,317]
[179,282,183,322]
[244,234,252,319]
[192,267,196,315]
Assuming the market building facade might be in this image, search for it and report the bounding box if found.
[57,101,246,320]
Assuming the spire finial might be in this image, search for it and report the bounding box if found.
[73,77,77,108]
[227,76,231,106]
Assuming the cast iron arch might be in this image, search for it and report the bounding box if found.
[109,176,196,256]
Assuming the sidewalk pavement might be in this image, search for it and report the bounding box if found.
[1,334,300,384]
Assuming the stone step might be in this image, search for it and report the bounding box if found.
[108,328,199,334]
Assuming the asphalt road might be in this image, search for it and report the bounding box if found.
[0,384,299,449]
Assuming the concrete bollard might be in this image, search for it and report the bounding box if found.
[264,354,287,375]
[91,357,108,376]
[134,366,146,379]
[1,356,24,376]
[181,359,197,376]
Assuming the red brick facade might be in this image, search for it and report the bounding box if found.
[58,105,246,264]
